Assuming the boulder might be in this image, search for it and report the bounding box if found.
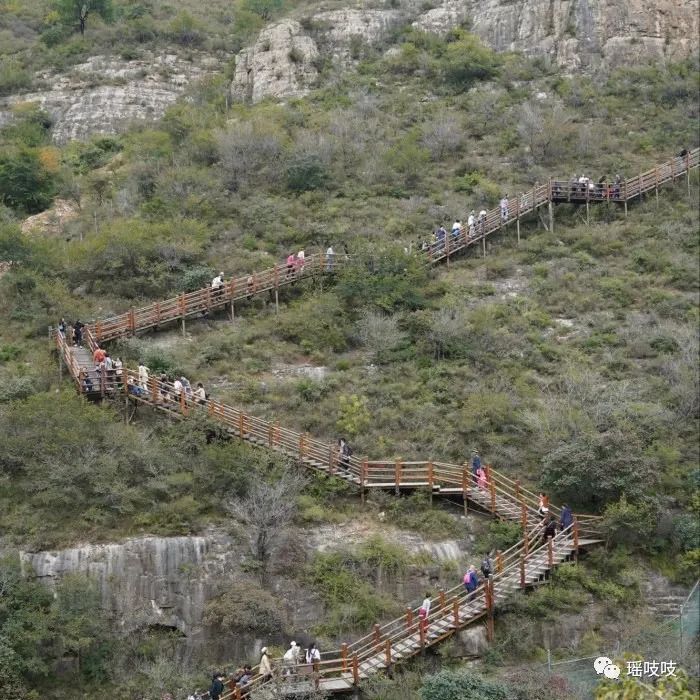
[231,20,319,104]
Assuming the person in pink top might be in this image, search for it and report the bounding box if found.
[286,253,295,279]
[477,466,487,490]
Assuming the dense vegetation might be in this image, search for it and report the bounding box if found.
[0,0,698,697]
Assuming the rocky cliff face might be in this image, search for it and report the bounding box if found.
[0,53,219,144]
[20,523,475,663]
[232,0,699,103]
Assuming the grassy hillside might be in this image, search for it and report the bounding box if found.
[0,6,698,698]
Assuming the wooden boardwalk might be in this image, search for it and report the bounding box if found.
[52,148,699,697]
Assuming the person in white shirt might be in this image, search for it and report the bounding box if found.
[194,382,206,404]
[305,642,321,666]
[500,196,509,221]
[211,272,225,302]
[283,641,299,676]
[326,245,334,272]
[173,377,183,399]
[467,211,475,238]
[138,361,149,390]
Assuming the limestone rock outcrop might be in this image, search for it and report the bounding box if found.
[414,0,699,71]
[0,53,219,144]
[232,0,699,103]
[231,19,319,103]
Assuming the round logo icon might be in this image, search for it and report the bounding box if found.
[594,657,613,675]
[603,663,621,680]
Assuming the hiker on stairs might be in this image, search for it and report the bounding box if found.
[283,641,300,677]
[542,515,557,545]
[470,450,481,484]
[463,565,479,593]
[480,553,493,580]
[138,361,150,390]
[559,504,573,532]
[476,465,487,491]
[338,438,352,473]
[419,593,431,630]
[259,646,272,682]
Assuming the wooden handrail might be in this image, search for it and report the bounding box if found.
[52,147,700,697]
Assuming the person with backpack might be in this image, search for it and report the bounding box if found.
[306,642,321,669]
[73,319,84,347]
[463,565,479,593]
[208,673,225,700]
[480,554,493,580]
[542,515,557,545]
[338,438,352,473]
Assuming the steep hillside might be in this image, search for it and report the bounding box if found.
[0,1,698,698]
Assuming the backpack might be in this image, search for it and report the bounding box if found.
[481,558,492,576]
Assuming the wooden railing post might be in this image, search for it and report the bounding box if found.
[129,308,136,335]
[234,687,242,700]
[428,460,434,505]
[352,654,359,685]
[239,412,244,438]
[373,623,381,649]
[405,607,414,632]
[485,580,494,642]
[419,617,426,646]
[155,301,161,325]
[95,321,102,343]
[573,519,580,561]
[361,459,368,502]
[329,444,335,474]
[453,599,460,628]
[384,639,392,667]
[520,555,526,589]
[515,479,521,500]
[299,433,305,458]
[521,501,528,532]
[496,550,503,573]
[487,465,496,513]
[179,388,187,415]
[438,589,446,610]
[394,460,401,495]
[268,423,274,447]
[462,465,469,515]
[341,643,348,672]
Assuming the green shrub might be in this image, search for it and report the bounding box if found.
[0,148,57,214]
[286,153,328,192]
[0,58,31,95]
[204,580,287,635]
[420,669,510,700]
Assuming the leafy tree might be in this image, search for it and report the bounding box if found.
[541,430,656,508]
[240,0,284,21]
[442,32,501,88]
[420,669,511,700]
[50,575,111,679]
[0,148,57,214]
[53,0,114,35]
[337,394,370,438]
[286,153,328,192]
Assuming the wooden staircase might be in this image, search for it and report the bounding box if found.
[51,148,700,696]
